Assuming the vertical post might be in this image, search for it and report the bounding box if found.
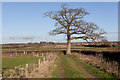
[25,64,28,78]
[16,51,18,56]
[24,51,25,55]
[32,52,34,56]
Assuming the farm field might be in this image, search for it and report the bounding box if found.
[1,44,118,53]
[1,43,120,78]
[2,55,41,68]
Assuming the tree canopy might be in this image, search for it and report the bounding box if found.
[44,4,106,54]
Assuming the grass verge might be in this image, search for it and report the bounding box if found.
[70,55,117,78]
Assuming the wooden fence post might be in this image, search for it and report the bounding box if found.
[32,52,34,56]
[38,59,41,68]
[24,51,25,55]
[16,51,18,56]
[25,64,28,78]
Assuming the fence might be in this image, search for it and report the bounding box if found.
[2,52,57,78]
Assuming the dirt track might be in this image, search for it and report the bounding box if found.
[58,54,95,78]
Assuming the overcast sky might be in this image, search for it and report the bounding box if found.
[2,2,118,44]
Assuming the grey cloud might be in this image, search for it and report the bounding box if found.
[21,35,35,40]
[9,35,35,40]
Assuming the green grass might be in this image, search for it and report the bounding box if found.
[53,54,117,78]
[2,45,108,53]
[52,55,61,78]
[2,45,13,48]
[62,55,87,78]
[2,55,41,68]
[2,49,17,52]
[2,47,55,52]
[52,54,88,78]
[70,55,117,78]
[55,46,108,52]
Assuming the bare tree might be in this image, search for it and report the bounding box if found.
[44,4,106,55]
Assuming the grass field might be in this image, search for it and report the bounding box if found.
[52,54,116,78]
[1,45,109,53]
[2,55,41,68]
[2,44,119,78]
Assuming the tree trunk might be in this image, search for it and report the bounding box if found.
[66,37,71,55]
